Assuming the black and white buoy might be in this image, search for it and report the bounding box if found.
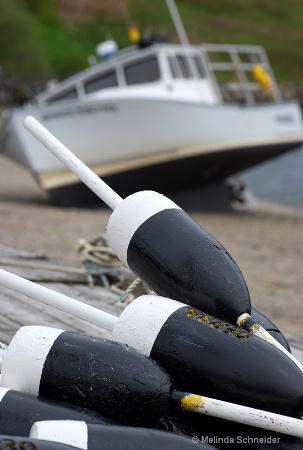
[1,326,172,427]
[111,295,303,418]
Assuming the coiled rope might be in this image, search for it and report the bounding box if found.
[76,235,153,303]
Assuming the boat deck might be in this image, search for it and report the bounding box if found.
[0,244,302,364]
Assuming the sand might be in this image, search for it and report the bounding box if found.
[0,154,302,339]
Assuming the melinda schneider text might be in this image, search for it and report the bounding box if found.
[199,436,281,445]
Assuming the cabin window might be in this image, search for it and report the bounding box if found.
[168,56,180,78]
[124,56,160,85]
[191,55,206,78]
[168,55,192,78]
[47,88,78,104]
[176,55,192,78]
[168,54,206,79]
[84,70,118,93]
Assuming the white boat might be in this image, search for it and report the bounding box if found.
[0,3,302,209]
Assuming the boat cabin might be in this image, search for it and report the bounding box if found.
[35,43,282,107]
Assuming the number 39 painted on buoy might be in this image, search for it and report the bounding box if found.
[0,438,36,450]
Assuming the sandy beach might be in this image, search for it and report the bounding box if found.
[0,153,302,339]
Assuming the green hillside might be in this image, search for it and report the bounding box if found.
[1,0,303,93]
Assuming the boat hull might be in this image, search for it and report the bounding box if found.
[1,97,302,207]
[48,139,301,208]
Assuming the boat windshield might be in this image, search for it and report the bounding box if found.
[84,70,118,94]
[123,56,160,85]
[168,53,206,79]
[46,88,78,104]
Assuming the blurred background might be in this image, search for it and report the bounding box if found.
[1,0,303,90]
[0,0,302,210]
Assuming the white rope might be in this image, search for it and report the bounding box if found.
[75,235,152,302]
[120,278,144,303]
[76,236,123,267]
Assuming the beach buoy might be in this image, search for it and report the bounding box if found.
[0,435,80,449]
[106,189,251,324]
[0,387,115,438]
[1,326,172,427]
[112,295,303,418]
[30,420,215,450]
[22,116,303,375]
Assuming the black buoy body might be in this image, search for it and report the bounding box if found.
[1,326,173,427]
[0,387,115,438]
[30,420,216,450]
[112,296,303,418]
[107,191,251,324]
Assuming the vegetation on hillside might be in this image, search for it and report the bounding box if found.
[0,0,303,101]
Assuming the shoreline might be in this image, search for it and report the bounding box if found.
[0,154,302,339]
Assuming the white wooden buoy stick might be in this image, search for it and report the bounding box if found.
[23,116,122,210]
[0,269,118,332]
[176,393,303,438]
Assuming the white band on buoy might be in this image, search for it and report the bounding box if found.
[0,387,9,402]
[106,191,181,267]
[30,420,88,450]
[1,326,63,394]
[112,295,185,355]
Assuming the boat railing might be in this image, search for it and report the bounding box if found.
[200,43,282,105]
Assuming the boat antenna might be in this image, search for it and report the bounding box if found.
[165,0,191,46]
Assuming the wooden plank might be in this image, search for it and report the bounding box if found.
[0,282,123,345]
[0,244,88,283]
[0,244,136,285]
